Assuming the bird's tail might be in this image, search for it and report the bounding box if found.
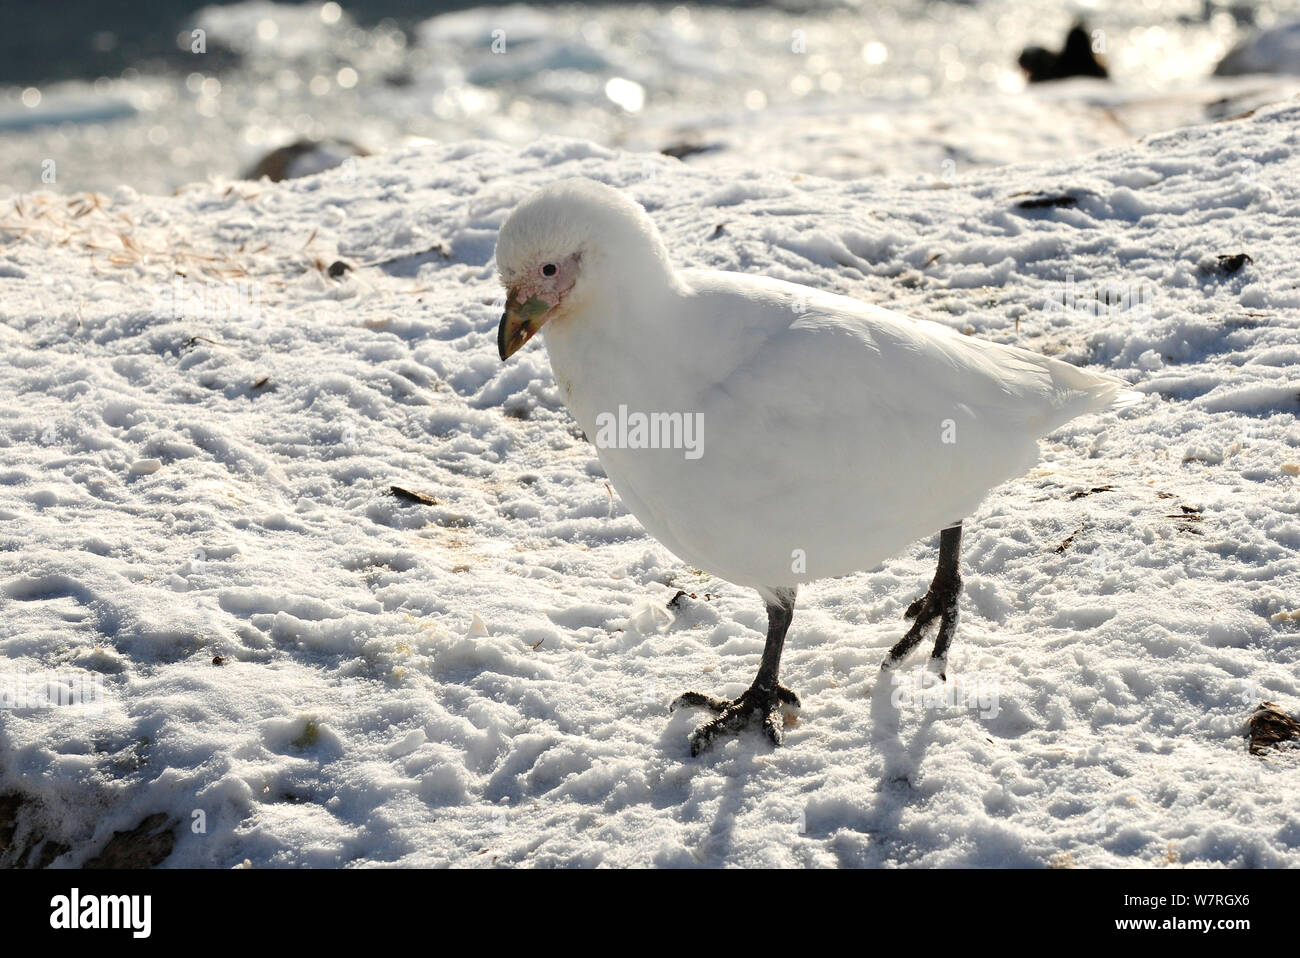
[1036,356,1143,432]
[1108,388,1145,410]
[1044,353,1142,411]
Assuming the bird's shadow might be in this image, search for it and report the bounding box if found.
[658,704,775,865]
[769,670,948,867]
[655,666,948,865]
[859,669,944,851]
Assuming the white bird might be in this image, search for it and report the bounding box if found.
[495,178,1138,755]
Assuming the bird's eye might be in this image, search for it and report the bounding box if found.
[542,263,557,277]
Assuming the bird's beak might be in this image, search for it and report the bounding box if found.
[498,290,554,361]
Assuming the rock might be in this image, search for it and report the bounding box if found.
[1019,24,1109,83]
[0,791,66,868]
[660,141,720,161]
[82,812,177,868]
[246,138,369,182]
[1215,20,1300,76]
[1216,253,1253,274]
[1247,701,1300,756]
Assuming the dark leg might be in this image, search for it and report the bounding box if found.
[880,523,963,679]
[671,587,800,756]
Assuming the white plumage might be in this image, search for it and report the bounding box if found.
[495,177,1137,752]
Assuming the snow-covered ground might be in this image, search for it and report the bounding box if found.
[2,93,1299,867]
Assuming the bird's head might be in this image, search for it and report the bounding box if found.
[494,178,673,360]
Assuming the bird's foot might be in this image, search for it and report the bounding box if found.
[881,581,960,675]
[671,684,800,756]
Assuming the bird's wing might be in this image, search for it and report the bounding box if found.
[617,269,1133,584]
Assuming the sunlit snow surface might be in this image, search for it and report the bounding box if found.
[1,101,1298,866]
[2,0,1300,193]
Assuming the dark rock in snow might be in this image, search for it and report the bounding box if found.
[1247,701,1300,755]
[83,812,177,868]
[1216,253,1253,274]
[246,138,369,182]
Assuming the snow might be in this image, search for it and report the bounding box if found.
[1,92,1299,867]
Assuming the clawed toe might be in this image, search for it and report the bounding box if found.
[775,684,801,709]
[929,653,948,682]
[674,684,800,716]
[670,690,730,714]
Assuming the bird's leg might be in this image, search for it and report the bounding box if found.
[881,523,962,679]
[671,587,800,756]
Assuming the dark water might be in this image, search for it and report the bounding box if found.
[0,1,472,85]
[0,0,796,86]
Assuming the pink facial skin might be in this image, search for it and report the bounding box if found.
[512,251,582,309]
